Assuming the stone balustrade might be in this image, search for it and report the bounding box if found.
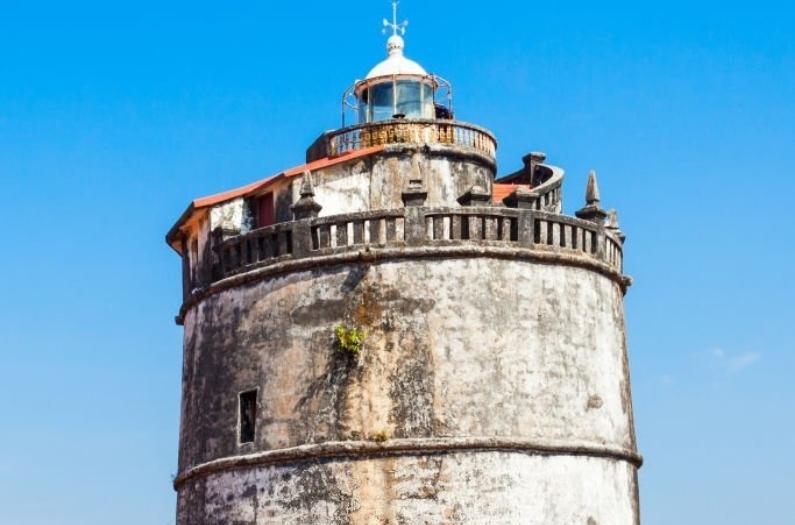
[533,169,563,213]
[208,206,624,291]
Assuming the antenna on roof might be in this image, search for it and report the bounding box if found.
[383,0,408,36]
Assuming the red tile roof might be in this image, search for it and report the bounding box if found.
[492,183,531,204]
[166,146,385,250]
[192,146,385,209]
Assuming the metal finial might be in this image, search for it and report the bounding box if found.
[383,0,408,36]
[585,169,601,205]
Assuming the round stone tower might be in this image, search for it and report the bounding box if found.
[166,4,641,524]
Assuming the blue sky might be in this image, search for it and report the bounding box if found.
[1,1,793,523]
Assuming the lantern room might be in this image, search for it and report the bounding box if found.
[342,4,453,126]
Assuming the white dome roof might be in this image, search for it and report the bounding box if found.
[365,35,428,80]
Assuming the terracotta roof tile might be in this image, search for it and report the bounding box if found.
[492,183,531,204]
[192,146,385,209]
[166,146,385,250]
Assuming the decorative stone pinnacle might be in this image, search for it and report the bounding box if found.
[606,209,626,243]
[575,170,608,224]
[291,170,322,220]
[606,208,618,228]
[585,169,601,205]
[299,170,315,198]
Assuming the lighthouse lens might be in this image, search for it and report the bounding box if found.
[396,80,422,118]
[370,82,395,122]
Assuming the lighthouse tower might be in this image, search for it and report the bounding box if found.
[166,3,641,523]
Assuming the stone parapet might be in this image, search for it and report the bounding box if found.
[178,206,627,323]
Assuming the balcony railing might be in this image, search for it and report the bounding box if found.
[207,207,624,289]
[325,119,497,159]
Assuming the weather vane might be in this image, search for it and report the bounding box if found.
[383,0,408,36]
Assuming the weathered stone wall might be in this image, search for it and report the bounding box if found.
[210,197,252,234]
[292,145,495,218]
[176,257,638,524]
[177,453,638,525]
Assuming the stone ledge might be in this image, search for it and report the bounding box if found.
[173,436,643,490]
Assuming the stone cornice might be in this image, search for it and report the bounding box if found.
[173,436,643,490]
[177,242,631,324]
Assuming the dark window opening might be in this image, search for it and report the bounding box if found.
[257,193,275,228]
[239,390,257,444]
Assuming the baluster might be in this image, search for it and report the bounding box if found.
[239,238,250,265]
[594,231,604,257]
[226,244,237,272]
[385,217,396,242]
[266,234,276,257]
[249,237,258,262]
[451,214,462,240]
[433,215,445,240]
[353,220,364,244]
[369,218,382,244]
[246,236,259,264]
[468,215,483,240]
[505,217,516,241]
[250,236,261,262]
[550,222,559,247]
[218,246,228,276]
[536,220,547,245]
[274,230,286,256]
[396,217,405,241]
[336,221,348,247]
[318,225,331,249]
[484,216,498,240]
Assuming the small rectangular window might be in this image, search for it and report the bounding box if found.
[239,390,257,444]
